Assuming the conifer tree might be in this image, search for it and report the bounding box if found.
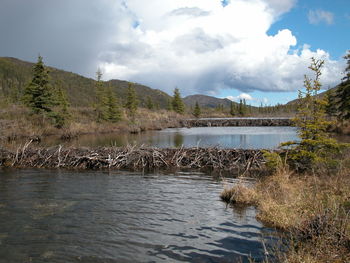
[94,69,108,121]
[193,101,201,118]
[125,83,138,119]
[51,84,71,128]
[230,101,236,116]
[284,58,341,169]
[167,98,173,111]
[172,88,185,114]
[23,55,54,114]
[336,50,350,120]
[146,96,155,110]
[238,99,245,116]
[106,87,122,122]
[325,89,337,117]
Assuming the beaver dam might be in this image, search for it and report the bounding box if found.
[181,117,293,127]
[0,145,266,173]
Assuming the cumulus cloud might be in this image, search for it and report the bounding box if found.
[308,9,334,25]
[227,93,254,102]
[100,0,342,95]
[0,0,343,97]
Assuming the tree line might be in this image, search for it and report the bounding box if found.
[20,56,191,128]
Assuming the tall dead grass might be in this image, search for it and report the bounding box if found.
[221,164,350,262]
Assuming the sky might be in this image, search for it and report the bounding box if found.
[0,0,349,105]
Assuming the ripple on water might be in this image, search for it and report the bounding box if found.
[0,169,278,262]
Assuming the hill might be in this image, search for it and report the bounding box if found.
[0,57,171,108]
[183,94,235,108]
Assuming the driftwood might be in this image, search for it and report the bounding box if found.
[0,144,266,172]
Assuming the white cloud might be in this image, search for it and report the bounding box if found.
[226,93,254,102]
[97,0,342,96]
[2,0,342,98]
[308,9,334,25]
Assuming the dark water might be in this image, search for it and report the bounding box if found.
[24,126,298,149]
[0,169,277,263]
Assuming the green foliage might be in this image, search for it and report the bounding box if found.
[230,101,236,116]
[51,84,71,128]
[94,69,109,122]
[146,96,155,110]
[167,98,173,111]
[106,87,122,122]
[263,150,287,171]
[336,50,350,120]
[172,88,185,114]
[193,101,201,118]
[281,58,345,171]
[324,89,337,117]
[0,57,172,109]
[125,83,138,119]
[23,56,55,114]
[238,99,246,116]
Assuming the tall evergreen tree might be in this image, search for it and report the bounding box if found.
[106,87,122,122]
[230,101,236,116]
[172,88,185,114]
[146,96,155,110]
[336,50,350,120]
[94,68,108,121]
[193,101,201,118]
[125,83,138,119]
[23,55,54,114]
[51,84,71,127]
[167,98,173,111]
[285,58,340,169]
[324,89,337,117]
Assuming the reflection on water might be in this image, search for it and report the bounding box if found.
[0,169,277,263]
[3,126,300,149]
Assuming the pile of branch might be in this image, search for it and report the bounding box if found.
[0,144,266,172]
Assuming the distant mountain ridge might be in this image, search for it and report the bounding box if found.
[0,57,171,108]
[183,94,236,108]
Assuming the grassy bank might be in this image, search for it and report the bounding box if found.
[0,104,185,141]
[221,162,350,262]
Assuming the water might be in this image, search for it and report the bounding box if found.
[24,126,298,149]
[0,169,277,263]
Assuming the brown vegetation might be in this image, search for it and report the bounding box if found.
[0,145,264,172]
[221,163,350,262]
[0,105,184,142]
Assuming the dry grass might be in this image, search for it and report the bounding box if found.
[0,105,185,142]
[221,165,350,262]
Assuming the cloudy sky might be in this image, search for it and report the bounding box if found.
[0,0,349,105]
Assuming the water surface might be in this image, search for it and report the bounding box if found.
[0,169,277,263]
[18,126,299,149]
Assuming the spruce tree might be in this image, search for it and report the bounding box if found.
[125,83,138,119]
[325,89,337,117]
[238,99,245,116]
[230,101,236,116]
[23,55,54,114]
[51,84,71,128]
[94,69,108,121]
[172,88,185,114]
[167,98,173,111]
[146,96,155,110]
[336,50,350,120]
[284,58,341,170]
[193,101,201,118]
[106,87,122,122]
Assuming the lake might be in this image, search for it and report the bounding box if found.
[21,126,299,149]
[0,169,277,263]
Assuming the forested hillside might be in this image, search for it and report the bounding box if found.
[0,57,171,108]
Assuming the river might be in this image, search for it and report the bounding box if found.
[0,169,277,263]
